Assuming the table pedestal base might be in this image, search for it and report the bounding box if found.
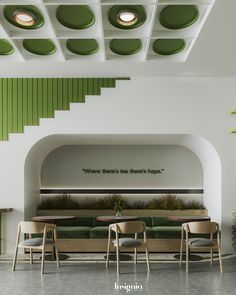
[104,254,133,261]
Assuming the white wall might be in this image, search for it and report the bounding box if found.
[0,77,235,253]
[41,145,203,189]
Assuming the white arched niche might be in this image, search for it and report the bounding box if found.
[24,134,221,224]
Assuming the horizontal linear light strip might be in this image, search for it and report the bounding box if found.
[40,189,204,195]
[0,78,129,141]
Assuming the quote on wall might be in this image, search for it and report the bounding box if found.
[82,168,165,175]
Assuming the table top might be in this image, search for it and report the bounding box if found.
[32,215,76,223]
[167,216,211,222]
[96,215,139,222]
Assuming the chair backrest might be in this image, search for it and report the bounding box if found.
[186,221,218,234]
[19,222,47,234]
[115,221,145,234]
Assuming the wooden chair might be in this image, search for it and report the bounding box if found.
[12,221,60,274]
[180,221,223,273]
[106,221,150,274]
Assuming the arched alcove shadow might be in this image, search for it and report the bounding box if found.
[24,134,221,223]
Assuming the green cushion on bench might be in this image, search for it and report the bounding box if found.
[153,226,182,239]
[90,226,111,239]
[56,217,94,227]
[151,217,183,227]
[57,226,91,239]
[138,217,152,227]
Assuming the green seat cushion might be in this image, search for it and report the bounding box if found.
[57,226,91,239]
[56,217,94,227]
[90,226,112,239]
[151,216,183,227]
[153,226,182,239]
[138,217,152,227]
[94,219,113,227]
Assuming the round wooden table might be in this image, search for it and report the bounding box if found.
[167,216,211,223]
[96,215,139,223]
[32,215,76,260]
[32,215,76,223]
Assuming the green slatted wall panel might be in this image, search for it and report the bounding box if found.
[0,78,129,141]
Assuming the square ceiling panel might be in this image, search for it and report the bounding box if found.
[0,0,215,62]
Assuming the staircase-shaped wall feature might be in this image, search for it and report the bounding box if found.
[0,78,129,141]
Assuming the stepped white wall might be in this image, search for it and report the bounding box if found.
[0,77,235,253]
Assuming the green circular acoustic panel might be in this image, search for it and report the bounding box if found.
[160,5,199,30]
[0,39,14,55]
[153,39,186,55]
[67,39,99,55]
[108,5,146,30]
[110,39,142,55]
[56,5,95,30]
[23,39,56,55]
[4,5,44,30]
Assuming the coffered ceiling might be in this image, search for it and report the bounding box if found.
[0,0,215,64]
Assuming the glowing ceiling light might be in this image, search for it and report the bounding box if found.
[117,10,138,26]
[13,10,36,27]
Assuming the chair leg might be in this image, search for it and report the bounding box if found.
[145,247,150,272]
[218,247,223,273]
[12,246,18,271]
[30,249,34,264]
[134,248,137,264]
[180,238,183,267]
[41,247,45,275]
[116,247,120,275]
[210,248,213,267]
[55,245,60,267]
[106,242,110,268]
[186,245,189,273]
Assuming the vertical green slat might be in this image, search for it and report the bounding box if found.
[7,79,13,133]
[0,79,2,140]
[47,78,53,117]
[38,78,43,119]
[67,78,72,103]
[57,78,63,110]
[27,78,33,125]
[78,79,84,102]
[43,78,48,117]
[22,79,28,126]
[52,78,58,110]
[72,78,77,102]
[32,79,38,125]
[87,78,93,95]
[63,78,69,109]
[12,79,18,132]
[17,78,23,133]
[2,79,8,140]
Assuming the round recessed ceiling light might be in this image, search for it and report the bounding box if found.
[13,10,36,27]
[117,10,138,26]
[109,5,146,30]
[4,5,44,30]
